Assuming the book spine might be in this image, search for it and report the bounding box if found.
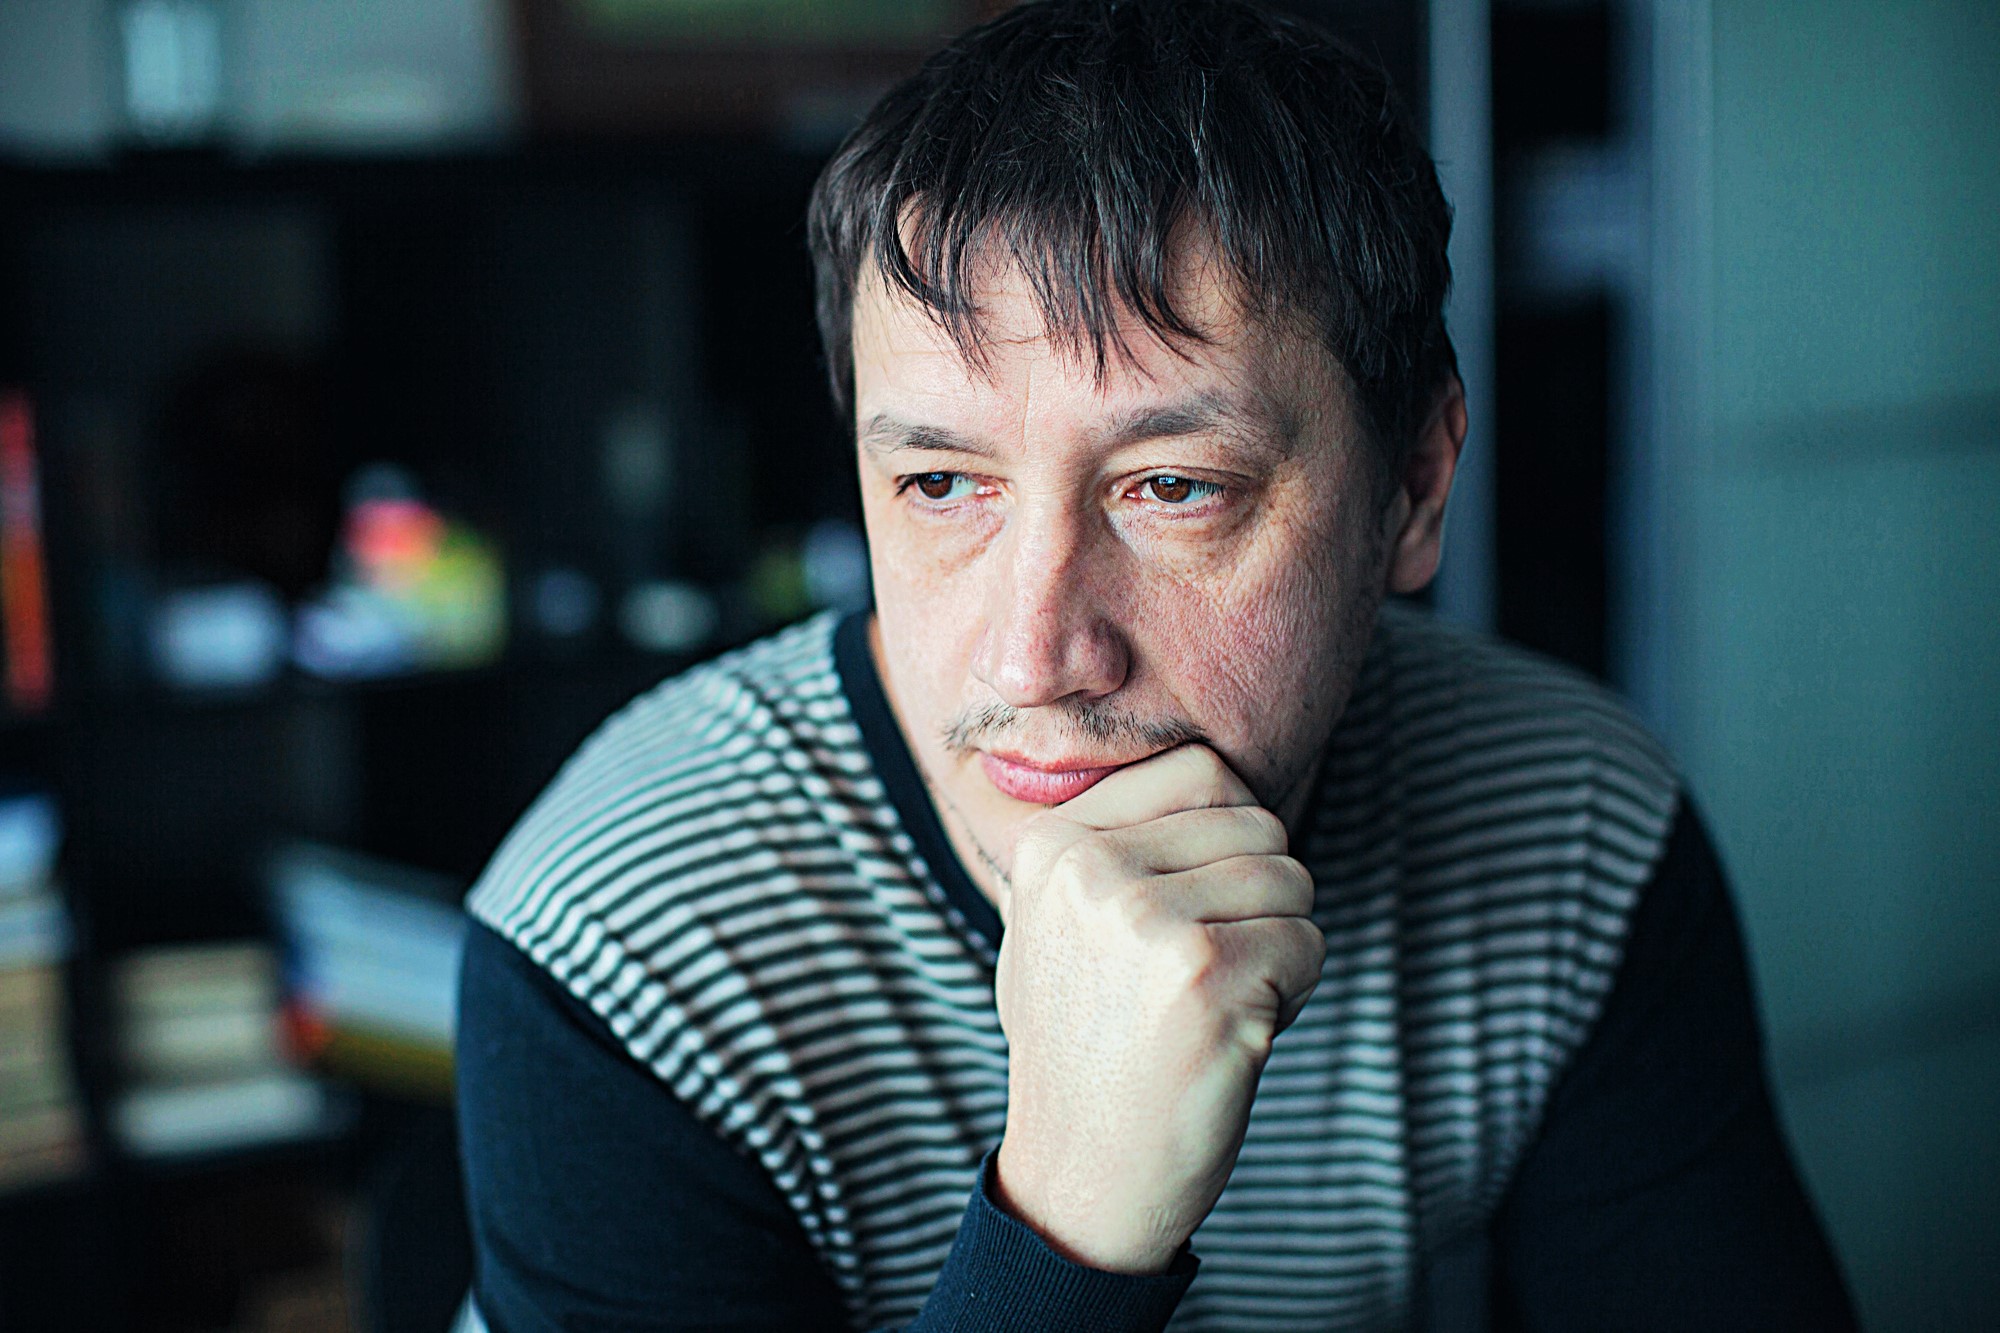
[0,391,53,714]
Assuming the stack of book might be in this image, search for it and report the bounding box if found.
[0,792,85,1191]
[110,940,334,1158]
[269,843,466,1101]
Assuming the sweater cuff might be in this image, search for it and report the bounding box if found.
[914,1149,1197,1332]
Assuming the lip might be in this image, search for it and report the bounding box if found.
[979,751,1132,805]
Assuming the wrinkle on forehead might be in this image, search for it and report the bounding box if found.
[887,201,1237,365]
[860,215,1268,385]
[1015,355,1030,453]
[853,255,1341,426]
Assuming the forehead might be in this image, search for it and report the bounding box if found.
[848,245,1341,435]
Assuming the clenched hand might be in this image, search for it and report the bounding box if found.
[990,744,1327,1274]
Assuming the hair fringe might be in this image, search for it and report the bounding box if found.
[807,0,1456,472]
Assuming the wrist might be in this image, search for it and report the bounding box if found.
[992,1136,1183,1276]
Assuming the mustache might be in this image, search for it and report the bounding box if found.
[940,699,1210,757]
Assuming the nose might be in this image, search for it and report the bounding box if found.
[970,503,1130,709]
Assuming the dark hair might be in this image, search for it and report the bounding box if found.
[806,0,1456,477]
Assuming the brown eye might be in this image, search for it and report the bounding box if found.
[914,473,958,500]
[1136,474,1222,507]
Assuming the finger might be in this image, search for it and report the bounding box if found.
[1055,744,1256,831]
[1094,805,1289,874]
[1144,854,1316,924]
[1212,915,1327,1037]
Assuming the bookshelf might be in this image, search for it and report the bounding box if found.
[0,139,840,1330]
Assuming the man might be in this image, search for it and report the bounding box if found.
[456,2,1855,1328]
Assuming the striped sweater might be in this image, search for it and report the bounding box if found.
[466,602,1682,1330]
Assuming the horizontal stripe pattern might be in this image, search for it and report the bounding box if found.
[469,604,1678,1330]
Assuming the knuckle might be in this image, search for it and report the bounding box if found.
[1014,812,1083,885]
[1288,916,1329,962]
[1010,815,1057,871]
[1200,773,1241,811]
[1160,928,1220,992]
[1114,882,1165,937]
[1171,744,1236,806]
[1050,830,1123,896]
[1237,853,1313,913]
[1233,1015,1277,1061]
[1233,854,1280,897]
[1238,806,1288,850]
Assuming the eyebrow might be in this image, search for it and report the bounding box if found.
[858,390,1297,462]
[858,417,996,459]
[1100,392,1295,456]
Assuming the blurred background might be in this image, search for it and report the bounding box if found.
[0,0,1992,1329]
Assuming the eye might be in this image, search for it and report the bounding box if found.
[1138,474,1223,506]
[899,472,978,503]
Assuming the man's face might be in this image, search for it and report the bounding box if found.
[852,252,1396,891]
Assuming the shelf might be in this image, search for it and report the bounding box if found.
[0,137,831,210]
[109,1097,360,1184]
[0,1163,98,1210]
[69,647,682,718]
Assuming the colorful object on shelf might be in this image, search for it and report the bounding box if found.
[269,842,465,1101]
[109,939,334,1159]
[617,579,718,654]
[292,465,506,679]
[0,793,87,1192]
[746,539,811,625]
[0,392,54,714]
[148,580,288,690]
[529,566,602,640]
[803,517,871,612]
[746,520,873,628]
[0,792,60,898]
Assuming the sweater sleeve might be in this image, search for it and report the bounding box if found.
[1487,798,1859,1331]
[455,919,1193,1333]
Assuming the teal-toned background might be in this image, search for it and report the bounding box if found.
[576,0,959,43]
[1681,1,1999,1327]
[0,0,1994,1326]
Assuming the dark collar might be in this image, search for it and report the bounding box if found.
[832,610,1005,954]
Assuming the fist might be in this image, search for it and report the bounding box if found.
[991,744,1326,1274]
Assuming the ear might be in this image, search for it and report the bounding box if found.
[1382,376,1467,596]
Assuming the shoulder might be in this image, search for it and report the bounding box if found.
[1318,607,1691,1213]
[1352,601,1681,857]
[1330,611,1687,1100]
[464,612,866,1007]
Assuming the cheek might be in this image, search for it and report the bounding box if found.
[865,514,980,719]
[863,485,999,598]
[1162,555,1338,706]
[1135,501,1362,761]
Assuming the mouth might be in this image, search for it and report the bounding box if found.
[978,751,1135,805]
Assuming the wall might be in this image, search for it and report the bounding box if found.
[0,0,513,156]
[0,0,123,155]
[1679,1,2000,1326]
